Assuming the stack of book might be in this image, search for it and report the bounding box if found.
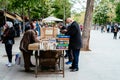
[56,34,70,49]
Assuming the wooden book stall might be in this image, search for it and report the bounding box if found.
[28,27,69,77]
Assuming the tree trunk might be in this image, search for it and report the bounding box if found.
[28,6,31,22]
[81,0,94,51]
[22,5,25,33]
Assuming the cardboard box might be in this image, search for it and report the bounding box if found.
[28,43,39,50]
[40,27,58,39]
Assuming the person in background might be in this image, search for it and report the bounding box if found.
[35,19,41,36]
[61,18,82,72]
[58,23,73,65]
[101,25,105,33]
[19,30,40,72]
[14,19,20,37]
[24,18,31,32]
[38,18,43,27]
[58,23,66,32]
[107,24,110,33]
[30,19,36,30]
[118,25,120,39]
[1,21,15,67]
[113,25,119,39]
[80,24,83,31]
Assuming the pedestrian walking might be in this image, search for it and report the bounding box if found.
[1,21,15,67]
[101,25,105,33]
[113,25,119,39]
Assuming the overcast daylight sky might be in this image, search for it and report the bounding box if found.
[71,0,86,13]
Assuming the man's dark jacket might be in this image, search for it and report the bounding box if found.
[65,21,82,49]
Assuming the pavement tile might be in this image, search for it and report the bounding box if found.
[0,30,120,80]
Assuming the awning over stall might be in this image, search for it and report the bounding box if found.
[43,16,63,22]
[0,10,23,22]
[15,14,23,22]
[4,12,16,20]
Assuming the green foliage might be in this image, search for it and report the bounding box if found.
[1,0,72,20]
[36,0,53,18]
[52,0,72,19]
[115,2,120,23]
[93,0,119,25]
[109,0,114,2]
[0,0,10,10]
[5,0,72,20]
[93,1,110,25]
[6,0,52,19]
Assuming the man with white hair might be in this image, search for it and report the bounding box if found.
[63,18,82,72]
[2,21,15,67]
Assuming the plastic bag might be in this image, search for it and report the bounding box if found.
[15,52,24,67]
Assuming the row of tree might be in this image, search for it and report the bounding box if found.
[93,0,120,25]
[1,0,120,25]
[0,0,120,51]
[73,0,120,25]
[0,0,72,20]
[74,0,120,51]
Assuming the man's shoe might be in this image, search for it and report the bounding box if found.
[30,64,35,67]
[65,61,72,65]
[25,69,34,72]
[70,68,79,72]
[64,55,68,59]
[69,66,74,69]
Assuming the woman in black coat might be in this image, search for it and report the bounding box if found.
[2,21,15,67]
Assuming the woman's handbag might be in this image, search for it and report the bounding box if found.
[6,40,13,45]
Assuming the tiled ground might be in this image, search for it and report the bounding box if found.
[0,30,120,80]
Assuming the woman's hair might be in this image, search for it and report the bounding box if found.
[20,30,36,52]
[6,21,13,28]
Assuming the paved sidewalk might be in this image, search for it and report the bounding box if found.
[0,30,120,80]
